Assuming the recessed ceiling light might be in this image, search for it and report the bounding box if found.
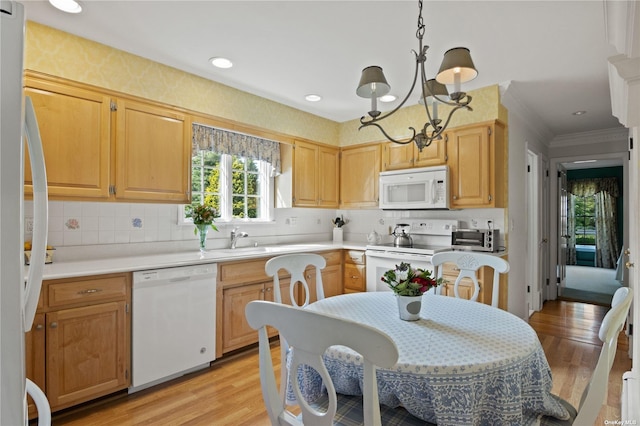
[305,94,322,102]
[573,159,597,164]
[379,95,397,103]
[210,57,233,69]
[49,0,82,13]
[572,110,587,116]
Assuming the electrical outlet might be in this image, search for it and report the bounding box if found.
[25,217,34,233]
[290,217,297,226]
[470,218,479,228]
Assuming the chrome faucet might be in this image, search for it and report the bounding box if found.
[230,227,249,249]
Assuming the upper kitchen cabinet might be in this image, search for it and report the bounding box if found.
[382,136,447,171]
[114,99,191,202]
[24,72,191,204]
[292,140,339,208]
[24,75,111,199]
[448,120,506,209]
[340,144,381,209]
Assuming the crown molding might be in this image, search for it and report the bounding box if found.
[499,81,554,145]
[548,127,630,148]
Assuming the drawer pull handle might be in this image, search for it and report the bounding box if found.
[351,275,358,279]
[50,322,57,328]
[35,324,43,330]
[78,288,102,295]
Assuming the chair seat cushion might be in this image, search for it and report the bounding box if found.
[538,395,578,426]
[307,393,434,425]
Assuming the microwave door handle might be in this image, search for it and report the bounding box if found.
[431,179,436,204]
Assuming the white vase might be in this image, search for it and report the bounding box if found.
[333,227,343,242]
[396,295,422,321]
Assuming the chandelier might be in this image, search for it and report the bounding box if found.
[356,0,478,152]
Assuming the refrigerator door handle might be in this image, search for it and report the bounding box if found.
[23,96,48,332]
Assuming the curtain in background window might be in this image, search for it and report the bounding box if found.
[594,191,619,268]
[192,123,281,176]
[567,177,620,269]
[567,195,577,265]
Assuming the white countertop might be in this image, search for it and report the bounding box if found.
[33,241,368,280]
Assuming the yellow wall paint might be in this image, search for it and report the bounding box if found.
[25,22,340,146]
[339,85,503,146]
[25,22,506,148]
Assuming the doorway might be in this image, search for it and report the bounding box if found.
[549,153,628,305]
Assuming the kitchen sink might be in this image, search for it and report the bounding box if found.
[213,247,273,255]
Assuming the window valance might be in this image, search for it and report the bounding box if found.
[568,177,620,198]
[192,123,281,175]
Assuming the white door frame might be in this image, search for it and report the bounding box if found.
[526,149,542,313]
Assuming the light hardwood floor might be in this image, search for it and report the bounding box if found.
[48,299,630,425]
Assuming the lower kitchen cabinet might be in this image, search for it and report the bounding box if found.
[343,250,366,293]
[218,250,343,355]
[25,273,131,416]
[440,260,508,308]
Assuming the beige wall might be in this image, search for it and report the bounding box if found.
[25,22,505,148]
[25,22,340,146]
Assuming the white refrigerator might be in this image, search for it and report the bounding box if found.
[1,1,50,424]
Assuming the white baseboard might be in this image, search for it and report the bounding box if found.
[622,370,640,421]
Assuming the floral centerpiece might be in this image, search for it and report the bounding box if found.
[191,203,218,232]
[382,262,443,296]
[191,204,218,253]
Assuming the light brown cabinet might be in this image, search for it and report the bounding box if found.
[293,140,339,208]
[448,121,506,209]
[440,259,507,309]
[343,249,366,293]
[382,136,447,171]
[25,273,131,415]
[218,251,343,356]
[340,144,381,208]
[24,72,191,203]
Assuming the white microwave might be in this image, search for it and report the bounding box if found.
[379,165,449,210]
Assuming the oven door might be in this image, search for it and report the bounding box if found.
[365,250,434,292]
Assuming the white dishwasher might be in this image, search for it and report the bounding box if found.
[130,263,217,393]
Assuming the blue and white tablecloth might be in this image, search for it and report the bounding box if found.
[294,292,569,426]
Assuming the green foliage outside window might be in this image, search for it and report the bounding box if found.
[186,151,261,220]
[574,195,596,245]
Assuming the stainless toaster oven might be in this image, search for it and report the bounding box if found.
[451,229,499,252]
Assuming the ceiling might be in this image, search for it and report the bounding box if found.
[21,0,625,140]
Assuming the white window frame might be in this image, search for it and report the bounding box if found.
[180,151,275,225]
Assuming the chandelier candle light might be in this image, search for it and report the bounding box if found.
[357,0,478,152]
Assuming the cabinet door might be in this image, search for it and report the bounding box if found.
[448,125,492,208]
[115,99,191,203]
[26,313,46,419]
[414,134,447,167]
[382,143,414,171]
[24,79,111,199]
[340,144,381,208]
[293,141,319,207]
[320,264,343,299]
[222,283,267,353]
[442,282,474,300]
[46,301,128,411]
[317,146,340,208]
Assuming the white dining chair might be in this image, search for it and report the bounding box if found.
[539,286,633,425]
[431,251,510,307]
[264,253,327,405]
[265,253,327,308]
[245,300,431,426]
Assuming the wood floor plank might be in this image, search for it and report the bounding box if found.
[46,299,631,425]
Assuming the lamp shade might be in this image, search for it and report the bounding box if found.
[418,79,450,105]
[357,66,391,99]
[436,47,478,85]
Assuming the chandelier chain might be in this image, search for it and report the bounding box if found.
[416,0,425,40]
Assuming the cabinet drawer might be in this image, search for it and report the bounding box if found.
[219,258,269,286]
[343,264,365,292]
[344,250,365,265]
[442,262,485,281]
[47,274,127,308]
[320,250,342,266]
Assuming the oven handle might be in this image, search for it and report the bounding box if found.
[365,250,433,261]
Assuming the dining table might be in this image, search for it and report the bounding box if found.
[294,292,570,426]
